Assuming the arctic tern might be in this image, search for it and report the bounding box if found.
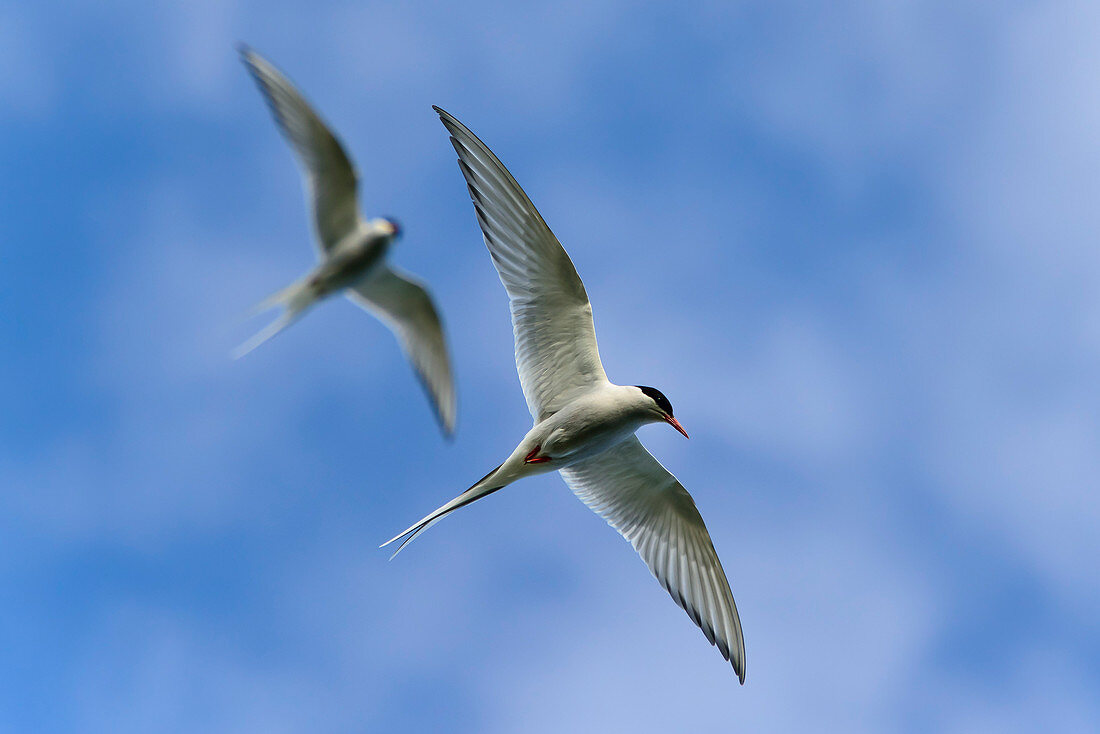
[235,45,456,435]
[384,107,746,681]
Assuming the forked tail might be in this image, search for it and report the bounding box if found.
[233,278,317,359]
[381,462,507,559]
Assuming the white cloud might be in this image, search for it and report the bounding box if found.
[71,603,352,734]
[0,5,56,118]
[929,644,1100,732]
[158,0,242,112]
[481,517,940,733]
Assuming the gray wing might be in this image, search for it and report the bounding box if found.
[435,106,608,422]
[349,265,457,436]
[239,45,360,253]
[560,437,746,682]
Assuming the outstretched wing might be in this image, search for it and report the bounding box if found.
[560,437,746,682]
[240,45,360,253]
[435,106,608,422]
[349,265,457,436]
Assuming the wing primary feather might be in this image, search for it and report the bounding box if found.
[434,106,608,419]
[559,437,746,681]
[238,45,360,253]
[348,266,457,436]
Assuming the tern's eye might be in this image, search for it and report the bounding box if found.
[638,385,674,416]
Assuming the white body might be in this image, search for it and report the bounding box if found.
[306,223,391,297]
[385,108,747,681]
[513,385,654,468]
[236,46,456,435]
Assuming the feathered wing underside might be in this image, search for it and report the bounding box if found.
[435,106,608,421]
[239,45,360,253]
[350,265,457,435]
[560,437,746,682]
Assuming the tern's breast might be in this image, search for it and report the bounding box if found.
[540,391,644,464]
[320,233,389,292]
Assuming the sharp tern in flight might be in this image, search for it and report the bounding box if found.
[235,45,456,435]
[384,107,746,681]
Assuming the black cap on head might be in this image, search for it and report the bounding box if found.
[637,386,674,416]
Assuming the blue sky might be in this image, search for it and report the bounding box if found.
[2,0,1099,731]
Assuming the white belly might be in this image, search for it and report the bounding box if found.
[537,393,645,465]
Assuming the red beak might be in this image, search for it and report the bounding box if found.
[664,415,690,439]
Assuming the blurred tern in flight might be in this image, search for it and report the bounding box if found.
[235,45,456,435]
[384,107,746,681]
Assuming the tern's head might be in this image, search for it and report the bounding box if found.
[635,385,689,439]
[376,217,403,240]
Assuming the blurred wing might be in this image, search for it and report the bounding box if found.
[435,106,607,421]
[560,437,746,682]
[239,45,360,253]
[350,265,457,435]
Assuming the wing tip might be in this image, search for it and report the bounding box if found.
[718,636,745,684]
[421,377,457,441]
[726,636,746,684]
[236,43,266,85]
[236,42,262,72]
[439,392,457,439]
[433,106,469,139]
[435,412,456,440]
